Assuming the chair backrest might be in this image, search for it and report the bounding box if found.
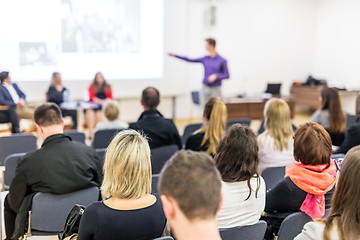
[191,91,201,106]
[64,130,86,143]
[182,123,202,145]
[92,128,123,149]
[151,174,160,194]
[31,187,99,233]
[261,166,286,191]
[226,118,251,130]
[4,153,26,190]
[346,113,358,129]
[153,237,174,240]
[219,220,267,240]
[277,212,312,240]
[0,134,37,166]
[151,144,179,174]
[95,148,106,167]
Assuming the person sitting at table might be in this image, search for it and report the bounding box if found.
[257,98,295,174]
[95,100,128,132]
[85,72,113,138]
[0,71,34,121]
[185,97,227,156]
[310,87,346,146]
[47,72,77,129]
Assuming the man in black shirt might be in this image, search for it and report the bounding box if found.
[129,87,182,149]
[4,103,102,240]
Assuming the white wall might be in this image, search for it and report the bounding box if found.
[16,0,360,120]
[312,0,360,90]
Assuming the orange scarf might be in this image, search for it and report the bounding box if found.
[285,160,336,219]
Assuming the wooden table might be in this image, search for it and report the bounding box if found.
[223,97,295,120]
[290,85,359,113]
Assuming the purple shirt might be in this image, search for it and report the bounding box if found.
[175,54,229,87]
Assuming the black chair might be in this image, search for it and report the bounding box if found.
[151,174,160,194]
[346,113,358,129]
[261,166,286,191]
[151,144,179,174]
[182,123,202,146]
[95,148,106,167]
[277,212,312,240]
[4,153,26,190]
[191,91,201,107]
[226,118,251,130]
[65,130,86,143]
[0,134,37,166]
[327,129,345,147]
[219,220,267,240]
[92,128,124,149]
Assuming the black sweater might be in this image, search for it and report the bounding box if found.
[265,177,334,214]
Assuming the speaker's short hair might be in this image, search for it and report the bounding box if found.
[206,38,216,48]
[34,103,63,127]
[0,71,9,83]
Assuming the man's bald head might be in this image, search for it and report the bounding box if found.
[141,87,160,110]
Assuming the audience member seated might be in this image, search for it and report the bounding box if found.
[310,88,346,146]
[263,122,336,239]
[129,87,182,149]
[257,98,295,174]
[215,124,265,228]
[78,130,166,240]
[159,151,222,240]
[185,97,227,155]
[95,100,128,132]
[0,71,34,120]
[4,103,102,240]
[47,72,77,129]
[85,72,113,138]
[334,95,360,154]
[295,146,360,240]
[0,104,20,133]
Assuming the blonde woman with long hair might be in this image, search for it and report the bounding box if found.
[77,130,166,240]
[295,145,360,240]
[185,97,227,155]
[257,98,295,174]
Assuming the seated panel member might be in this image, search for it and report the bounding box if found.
[129,87,182,150]
[4,103,102,240]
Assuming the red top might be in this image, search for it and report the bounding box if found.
[88,84,113,101]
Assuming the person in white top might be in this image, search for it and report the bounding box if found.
[295,146,360,240]
[95,100,128,132]
[215,124,266,228]
[257,98,295,174]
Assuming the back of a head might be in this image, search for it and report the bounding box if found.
[324,146,360,240]
[293,122,332,167]
[321,87,345,133]
[104,101,120,121]
[264,98,293,151]
[215,124,260,199]
[159,150,221,221]
[0,71,9,83]
[34,103,63,127]
[102,129,151,199]
[202,97,227,155]
[142,87,160,110]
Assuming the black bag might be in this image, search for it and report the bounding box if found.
[58,204,85,240]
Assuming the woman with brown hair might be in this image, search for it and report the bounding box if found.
[185,97,227,155]
[264,122,336,239]
[85,72,113,137]
[310,87,346,146]
[295,145,360,240]
[215,124,265,228]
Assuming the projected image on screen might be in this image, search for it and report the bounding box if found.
[0,0,163,81]
[61,0,140,53]
[19,42,57,66]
